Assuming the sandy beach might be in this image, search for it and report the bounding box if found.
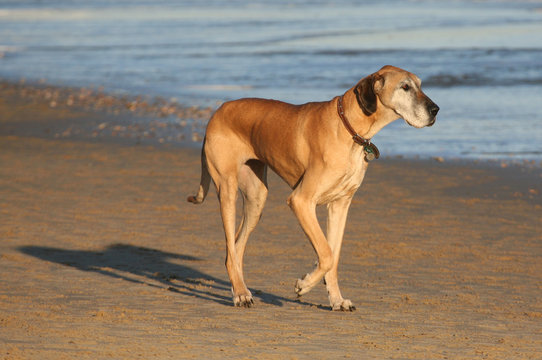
[1,83,541,359]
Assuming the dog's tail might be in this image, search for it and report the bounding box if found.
[187,140,211,205]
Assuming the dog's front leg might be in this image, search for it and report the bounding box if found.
[324,196,356,311]
[288,187,334,297]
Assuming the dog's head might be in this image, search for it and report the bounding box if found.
[354,65,439,128]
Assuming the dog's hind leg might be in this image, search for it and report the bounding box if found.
[236,160,268,277]
[205,143,254,307]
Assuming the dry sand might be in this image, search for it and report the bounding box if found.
[1,84,541,359]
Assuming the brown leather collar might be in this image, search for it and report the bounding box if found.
[337,95,380,161]
[336,95,371,145]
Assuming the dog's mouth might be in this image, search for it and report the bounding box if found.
[411,102,439,128]
[404,116,436,128]
[404,104,438,128]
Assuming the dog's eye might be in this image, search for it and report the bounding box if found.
[401,84,410,91]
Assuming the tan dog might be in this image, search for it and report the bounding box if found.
[188,65,439,310]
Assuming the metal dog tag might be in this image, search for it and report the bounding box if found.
[364,150,375,162]
[363,143,380,162]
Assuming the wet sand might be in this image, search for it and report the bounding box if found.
[1,83,541,359]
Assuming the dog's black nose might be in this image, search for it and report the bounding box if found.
[429,104,440,117]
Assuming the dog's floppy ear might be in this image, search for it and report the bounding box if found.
[354,74,381,116]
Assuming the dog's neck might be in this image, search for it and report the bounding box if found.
[337,95,372,147]
[341,89,401,139]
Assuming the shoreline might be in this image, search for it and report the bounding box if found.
[2,78,542,169]
[1,79,541,358]
[0,79,213,148]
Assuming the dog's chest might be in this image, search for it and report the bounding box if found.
[340,156,368,195]
[319,150,368,203]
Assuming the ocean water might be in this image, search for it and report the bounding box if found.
[1,0,541,160]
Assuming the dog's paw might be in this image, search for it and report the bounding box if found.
[233,293,254,308]
[294,274,312,297]
[331,299,356,312]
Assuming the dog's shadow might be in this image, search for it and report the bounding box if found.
[18,243,317,309]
